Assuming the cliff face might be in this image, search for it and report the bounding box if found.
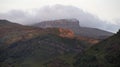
[33,19,113,39]
[34,19,80,29]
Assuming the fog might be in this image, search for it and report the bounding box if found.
[0,5,119,32]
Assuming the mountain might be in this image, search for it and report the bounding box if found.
[0,19,118,67]
[0,20,46,45]
[32,19,113,39]
[0,19,92,67]
[74,30,120,67]
[0,19,98,45]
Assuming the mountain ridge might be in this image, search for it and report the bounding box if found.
[32,19,113,39]
[0,20,92,67]
[0,19,100,45]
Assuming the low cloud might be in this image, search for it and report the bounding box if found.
[0,5,119,32]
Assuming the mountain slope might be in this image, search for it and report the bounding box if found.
[32,19,113,39]
[0,34,91,67]
[0,19,92,67]
[0,20,47,45]
[0,19,118,67]
[0,19,99,45]
[74,30,120,67]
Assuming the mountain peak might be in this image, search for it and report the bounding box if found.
[0,19,11,24]
[0,19,22,26]
[0,19,9,22]
[55,18,79,23]
[33,19,80,29]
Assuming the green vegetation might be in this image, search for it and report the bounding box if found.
[0,34,90,67]
[74,30,120,67]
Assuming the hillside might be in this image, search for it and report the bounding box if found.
[0,20,73,44]
[32,19,113,39]
[0,20,46,45]
[0,19,92,67]
[0,19,118,67]
[74,30,120,67]
[0,34,91,67]
[0,19,98,45]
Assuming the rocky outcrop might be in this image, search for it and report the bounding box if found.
[33,19,80,29]
[58,28,74,38]
[32,19,113,40]
[44,28,74,38]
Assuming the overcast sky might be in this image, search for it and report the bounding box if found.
[0,0,120,32]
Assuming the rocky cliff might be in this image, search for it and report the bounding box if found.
[32,19,113,39]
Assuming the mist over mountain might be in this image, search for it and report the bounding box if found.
[32,19,113,39]
[0,5,119,32]
[0,0,120,66]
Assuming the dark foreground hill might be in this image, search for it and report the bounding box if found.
[32,19,113,39]
[0,34,91,67]
[74,30,120,67]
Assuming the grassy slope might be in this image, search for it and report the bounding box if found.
[0,34,90,67]
[74,31,120,67]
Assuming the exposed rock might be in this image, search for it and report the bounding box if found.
[32,19,113,39]
[33,19,80,29]
[58,28,74,38]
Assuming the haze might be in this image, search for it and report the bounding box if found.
[0,0,120,32]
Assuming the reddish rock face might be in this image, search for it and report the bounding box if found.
[59,28,74,38]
